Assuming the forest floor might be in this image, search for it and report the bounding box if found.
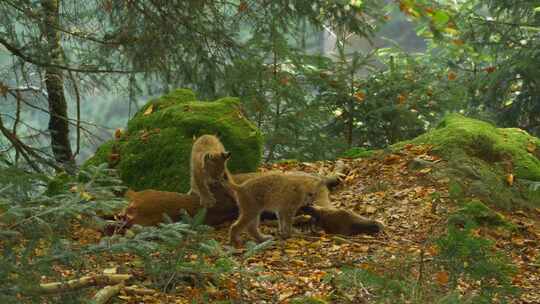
[74,145,540,303]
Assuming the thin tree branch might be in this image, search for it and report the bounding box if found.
[0,114,43,172]
[0,37,133,74]
[66,70,81,157]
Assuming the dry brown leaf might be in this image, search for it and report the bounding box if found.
[511,236,525,247]
[526,142,536,153]
[354,91,366,102]
[108,153,120,165]
[427,245,439,256]
[278,289,295,301]
[114,128,123,140]
[506,173,514,186]
[435,271,449,286]
[0,82,8,97]
[365,206,377,214]
[140,131,150,142]
[238,1,248,13]
[384,154,401,164]
[396,93,407,104]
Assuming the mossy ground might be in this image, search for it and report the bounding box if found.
[84,89,263,193]
[449,199,514,229]
[340,147,377,159]
[393,114,540,209]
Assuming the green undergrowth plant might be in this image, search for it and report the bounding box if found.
[100,210,267,296]
[448,199,514,230]
[325,209,518,303]
[0,164,127,303]
[0,164,262,303]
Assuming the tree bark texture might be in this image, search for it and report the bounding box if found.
[41,0,73,165]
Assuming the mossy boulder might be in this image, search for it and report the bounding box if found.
[84,89,263,193]
[394,114,540,209]
[449,199,513,229]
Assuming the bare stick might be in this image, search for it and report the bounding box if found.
[39,274,132,294]
[123,286,157,295]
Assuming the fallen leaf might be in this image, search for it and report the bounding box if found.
[427,245,439,256]
[511,236,525,247]
[140,131,150,142]
[354,91,366,102]
[108,153,120,165]
[0,82,8,97]
[397,93,407,104]
[435,271,449,285]
[506,173,514,186]
[278,289,295,301]
[526,142,536,153]
[114,128,123,140]
[143,104,154,116]
[419,167,432,174]
[484,66,496,73]
[384,154,401,164]
[80,191,94,201]
[447,71,457,81]
[238,1,248,13]
[365,206,377,214]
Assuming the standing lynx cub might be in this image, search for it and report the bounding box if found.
[224,172,324,246]
[189,135,231,208]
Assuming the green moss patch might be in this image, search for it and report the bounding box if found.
[84,89,263,192]
[394,114,540,209]
[449,199,513,229]
[340,147,376,159]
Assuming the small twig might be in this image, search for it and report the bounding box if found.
[12,90,21,164]
[0,114,43,172]
[417,248,425,287]
[358,281,371,296]
[298,234,386,245]
[123,286,157,295]
[38,274,132,294]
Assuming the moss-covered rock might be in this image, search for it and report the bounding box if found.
[448,199,513,229]
[84,89,263,193]
[393,114,540,209]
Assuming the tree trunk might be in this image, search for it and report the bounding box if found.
[41,0,73,166]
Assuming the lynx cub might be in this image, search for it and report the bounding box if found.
[224,172,324,246]
[189,135,231,208]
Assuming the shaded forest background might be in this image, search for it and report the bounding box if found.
[2,0,538,170]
